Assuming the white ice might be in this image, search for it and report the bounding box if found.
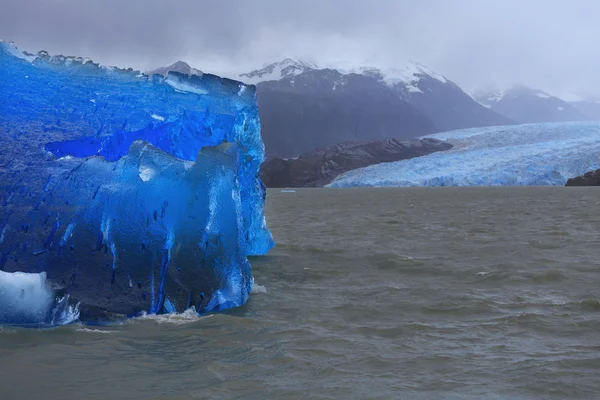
[329,121,600,187]
[0,271,54,324]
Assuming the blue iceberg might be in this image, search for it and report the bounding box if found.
[0,41,274,325]
[329,122,600,187]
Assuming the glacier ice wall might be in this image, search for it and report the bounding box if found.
[329,122,600,187]
[0,41,274,325]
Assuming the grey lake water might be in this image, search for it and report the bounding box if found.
[2,187,600,400]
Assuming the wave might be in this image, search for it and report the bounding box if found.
[134,307,214,325]
[76,328,115,334]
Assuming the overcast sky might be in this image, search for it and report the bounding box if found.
[2,0,599,99]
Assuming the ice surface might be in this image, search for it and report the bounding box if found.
[329,122,600,187]
[0,270,79,325]
[0,41,274,324]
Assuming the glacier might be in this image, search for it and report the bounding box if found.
[0,41,274,325]
[329,122,600,187]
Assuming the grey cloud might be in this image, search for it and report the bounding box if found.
[1,0,599,98]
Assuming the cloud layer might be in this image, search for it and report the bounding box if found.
[2,0,599,98]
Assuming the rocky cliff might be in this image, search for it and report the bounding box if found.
[260,137,452,187]
[565,169,600,186]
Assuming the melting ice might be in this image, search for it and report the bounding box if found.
[0,41,274,325]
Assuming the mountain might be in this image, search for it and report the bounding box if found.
[239,58,316,84]
[260,137,452,187]
[474,86,588,124]
[356,65,514,131]
[147,59,514,159]
[253,68,436,158]
[569,99,600,120]
[146,61,202,77]
[241,59,511,157]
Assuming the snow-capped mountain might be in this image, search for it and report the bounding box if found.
[255,67,437,158]
[352,63,449,94]
[379,66,513,131]
[239,58,317,84]
[240,59,514,139]
[146,61,203,77]
[240,59,447,91]
[147,58,517,158]
[473,86,588,124]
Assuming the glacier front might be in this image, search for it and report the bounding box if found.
[329,122,600,187]
[0,41,274,325]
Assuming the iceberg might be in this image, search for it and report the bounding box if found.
[329,122,600,187]
[0,41,274,325]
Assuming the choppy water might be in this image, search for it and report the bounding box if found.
[2,188,600,400]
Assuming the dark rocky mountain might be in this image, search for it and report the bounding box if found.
[241,60,513,157]
[565,169,600,186]
[474,86,588,124]
[360,65,514,131]
[255,69,437,158]
[260,137,452,187]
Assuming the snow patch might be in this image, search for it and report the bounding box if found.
[240,58,316,84]
[240,58,448,93]
[353,62,448,93]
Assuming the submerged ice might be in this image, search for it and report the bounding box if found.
[0,41,274,325]
[330,122,600,187]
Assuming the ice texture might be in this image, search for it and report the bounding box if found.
[0,271,79,326]
[329,122,600,187]
[0,41,274,325]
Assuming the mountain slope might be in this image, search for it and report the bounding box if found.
[242,60,514,148]
[255,68,437,158]
[474,86,588,124]
[353,65,514,130]
[261,137,452,187]
[399,73,514,130]
[569,99,600,120]
[147,60,435,159]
